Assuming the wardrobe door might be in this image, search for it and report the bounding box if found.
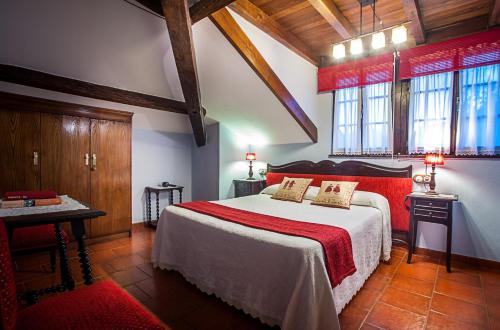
[90,119,131,237]
[40,113,91,237]
[0,111,40,195]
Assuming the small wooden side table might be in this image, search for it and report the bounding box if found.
[406,192,458,272]
[145,185,183,228]
[233,179,266,197]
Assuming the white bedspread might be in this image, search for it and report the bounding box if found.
[152,194,391,330]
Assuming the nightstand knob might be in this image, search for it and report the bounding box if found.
[428,212,432,216]
[429,202,433,206]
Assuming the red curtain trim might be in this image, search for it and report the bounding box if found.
[399,29,500,79]
[318,52,394,92]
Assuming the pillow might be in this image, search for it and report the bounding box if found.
[351,190,387,208]
[271,177,313,203]
[262,184,320,201]
[311,181,359,209]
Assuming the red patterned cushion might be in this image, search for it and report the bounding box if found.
[11,225,69,251]
[17,280,165,329]
[0,220,18,330]
[267,173,412,232]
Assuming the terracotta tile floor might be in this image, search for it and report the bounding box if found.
[13,225,500,330]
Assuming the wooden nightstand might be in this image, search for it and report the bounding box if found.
[233,179,266,198]
[406,192,458,272]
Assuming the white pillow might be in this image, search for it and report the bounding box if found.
[260,184,279,195]
[351,190,388,208]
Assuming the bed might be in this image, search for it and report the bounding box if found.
[152,160,412,330]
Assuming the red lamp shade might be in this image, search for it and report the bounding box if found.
[424,153,444,166]
[245,153,256,161]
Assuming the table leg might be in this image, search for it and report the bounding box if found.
[71,219,93,285]
[147,190,151,223]
[446,222,452,273]
[54,223,75,290]
[179,189,183,203]
[156,191,160,222]
[412,220,418,254]
[407,218,414,264]
[169,191,174,205]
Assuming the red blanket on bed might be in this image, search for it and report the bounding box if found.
[175,201,356,288]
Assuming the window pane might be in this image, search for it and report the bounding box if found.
[362,82,392,154]
[408,72,453,154]
[332,87,360,154]
[457,64,500,155]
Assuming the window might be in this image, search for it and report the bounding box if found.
[332,87,361,154]
[408,72,453,154]
[332,83,392,155]
[457,64,500,155]
[362,83,392,154]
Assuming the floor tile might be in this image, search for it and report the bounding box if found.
[124,284,151,303]
[426,311,484,330]
[366,302,426,330]
[380,286,430,315]
[397,262,437,282]
[338,304,369,330]
[434,278,484,306]
[364,273,391,292]
[431,293,488,327]
[111,266,150,287]
[390,273,435,297]
[350,287,382,311]
[437,266,482,288]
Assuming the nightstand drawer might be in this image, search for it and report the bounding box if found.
[414,199,449,209]
[414,208,448,220]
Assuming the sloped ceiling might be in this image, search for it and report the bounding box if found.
[0,0,317,144]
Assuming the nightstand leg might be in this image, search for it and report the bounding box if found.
[446,223,452,273]
[407,219,414,264]
[412,220,418,254]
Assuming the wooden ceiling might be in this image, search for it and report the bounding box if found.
[236,0,497,65]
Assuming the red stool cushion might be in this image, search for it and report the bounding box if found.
[0,220,18,330]
[11,225,69,251]
[16,280,165,329]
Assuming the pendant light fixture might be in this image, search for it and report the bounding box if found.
[331,0,407,60]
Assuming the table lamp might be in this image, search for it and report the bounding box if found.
[424,153,444,195]
[246,152,256,180]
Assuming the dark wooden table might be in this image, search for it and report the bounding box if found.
[233,179,266,197]
[145,185,183,228]
[406,192,458,272]
[4,207,105,300]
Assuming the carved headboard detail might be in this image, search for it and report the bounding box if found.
[267,160,412,178]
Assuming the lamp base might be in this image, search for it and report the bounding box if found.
[246,177,257,180]
[425,190,439,195]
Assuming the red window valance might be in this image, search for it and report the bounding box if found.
[399,29,500,79]
[318,53,394,92]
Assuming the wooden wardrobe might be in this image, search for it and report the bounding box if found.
[0,92,132,239]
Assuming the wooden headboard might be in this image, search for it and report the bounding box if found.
[267,160,412,178]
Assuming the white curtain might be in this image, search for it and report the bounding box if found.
[457,64,500,155]
[362,82,392,154]
[408,72,453,154]
[332,87,361,154]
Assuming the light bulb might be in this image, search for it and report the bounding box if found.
[332,43,346,59]
[350,38,363,55]
[371,31,386,49]
[392,25,407,44]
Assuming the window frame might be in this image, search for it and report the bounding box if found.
[329,66,500,159]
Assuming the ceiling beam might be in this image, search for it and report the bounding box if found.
[190,0,236,24]
[307,0,356,39]
[401,0,426,44]
[135,0,235,23]
[490,0,500,26]
[425,15,489,44]
[0,64,188,114]
[229,0,319,66]
[210,8,318,143]
[161,0,206,146]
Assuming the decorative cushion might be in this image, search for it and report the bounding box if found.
[0,220,18,330]
[11,225,69,252]
[16,280,165,330]
[271,177,313,202]
[266,172,413,232]
[312,181,359,209]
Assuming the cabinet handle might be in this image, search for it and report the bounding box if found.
[33,152,39,166]
[91,154,97,171]
[84,153,90,166]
